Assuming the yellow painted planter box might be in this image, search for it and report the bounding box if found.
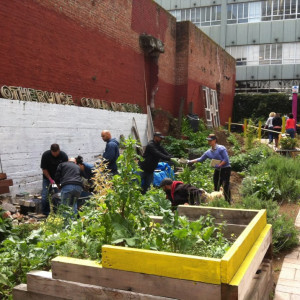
[14,207,272,300]
[101,207,272,299]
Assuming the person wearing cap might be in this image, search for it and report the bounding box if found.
[160,178,204,209]
[139,132,172,194]
[188,134,231,203]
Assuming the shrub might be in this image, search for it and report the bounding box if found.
[233,93,299,122]
[280,136,298,150]
[235,195,299,254]
[231,145,272,172]
[241,173,281,201]
[250,155,300,202]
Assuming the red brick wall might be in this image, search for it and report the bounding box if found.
[176,22,236,124]
[0,0,234,122]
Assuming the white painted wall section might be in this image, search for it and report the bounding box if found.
[0,98,148,196]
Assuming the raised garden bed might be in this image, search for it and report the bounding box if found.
[13,207,272,300]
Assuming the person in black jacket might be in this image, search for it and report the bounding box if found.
[139,132,171,194]
[159,178,205,210]
[40,143,68,216]
[55,158,83,214]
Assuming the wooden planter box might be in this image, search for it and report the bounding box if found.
[13,207,272,300]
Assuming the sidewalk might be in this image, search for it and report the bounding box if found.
[274,209,300,300]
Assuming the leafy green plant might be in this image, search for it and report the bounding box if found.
[0,209,12,243]
[177,163,214,192]
[244,119,257,150]
[249,155,300,202]
[149,211,231,258]
[227,133,242,155]
[280,136,298,150]
[231,145,272,172]
[164,117,210,158]
[241,173,281,201]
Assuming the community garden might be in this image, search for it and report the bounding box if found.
[0,118,300,299]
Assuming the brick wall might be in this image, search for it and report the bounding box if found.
[0,0,178,113]
[0,0,234,121]
[176,22,236,124]
[0,98,147,196]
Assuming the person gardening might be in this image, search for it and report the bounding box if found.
[40,143,68,216]
[101,130,120,175]
[188,134,231,203]
[159,178,205,209]
[139,132,172,194]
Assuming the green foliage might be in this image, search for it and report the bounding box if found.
[235,195,299,254]
[230,145,272,172]
[149,211,231,258]
[244,120,257,150]
[271,214,299,253]
[241,173,281,201]
[249,155,300,202]
[227,133,242,155]
[280,136,298,150]
[233,93,299,123]
[141,188,171,216]
[0,209,12,243]
[164,118,210,158]
[177,163,214,192]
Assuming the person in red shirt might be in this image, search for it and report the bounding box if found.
[286,113,296,139]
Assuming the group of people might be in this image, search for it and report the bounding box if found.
[265,112,296,148]
[41,130,120,216]
[41,129,231,216]
[139,132,231,206]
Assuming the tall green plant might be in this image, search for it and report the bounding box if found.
[244,120,257,150]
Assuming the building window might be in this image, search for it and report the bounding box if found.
[259,44,282,65]
[282,43,300,64]
[227,43,300,66]
[227,0,300,24]
[169,5,221,27]
[226,45,260,66]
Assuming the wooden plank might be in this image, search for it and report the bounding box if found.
[13,283,67,300]
[0,173,7,180]
[52,256,221,300]
[243,260,272,300]
[27,270,176,300]
[228,225,272,299]
[221,210,267,284]
[178,206,258,225]
[0,186,9,194]
[220,223,247,240]
[0,179,13,187]
[102,245,221,284]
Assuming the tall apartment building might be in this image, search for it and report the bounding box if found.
[155,0,300,93]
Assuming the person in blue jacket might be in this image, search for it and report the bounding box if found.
[101,130,120,175]
[188,133,231,203]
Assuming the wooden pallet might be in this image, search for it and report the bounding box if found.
[13,207,273,300]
